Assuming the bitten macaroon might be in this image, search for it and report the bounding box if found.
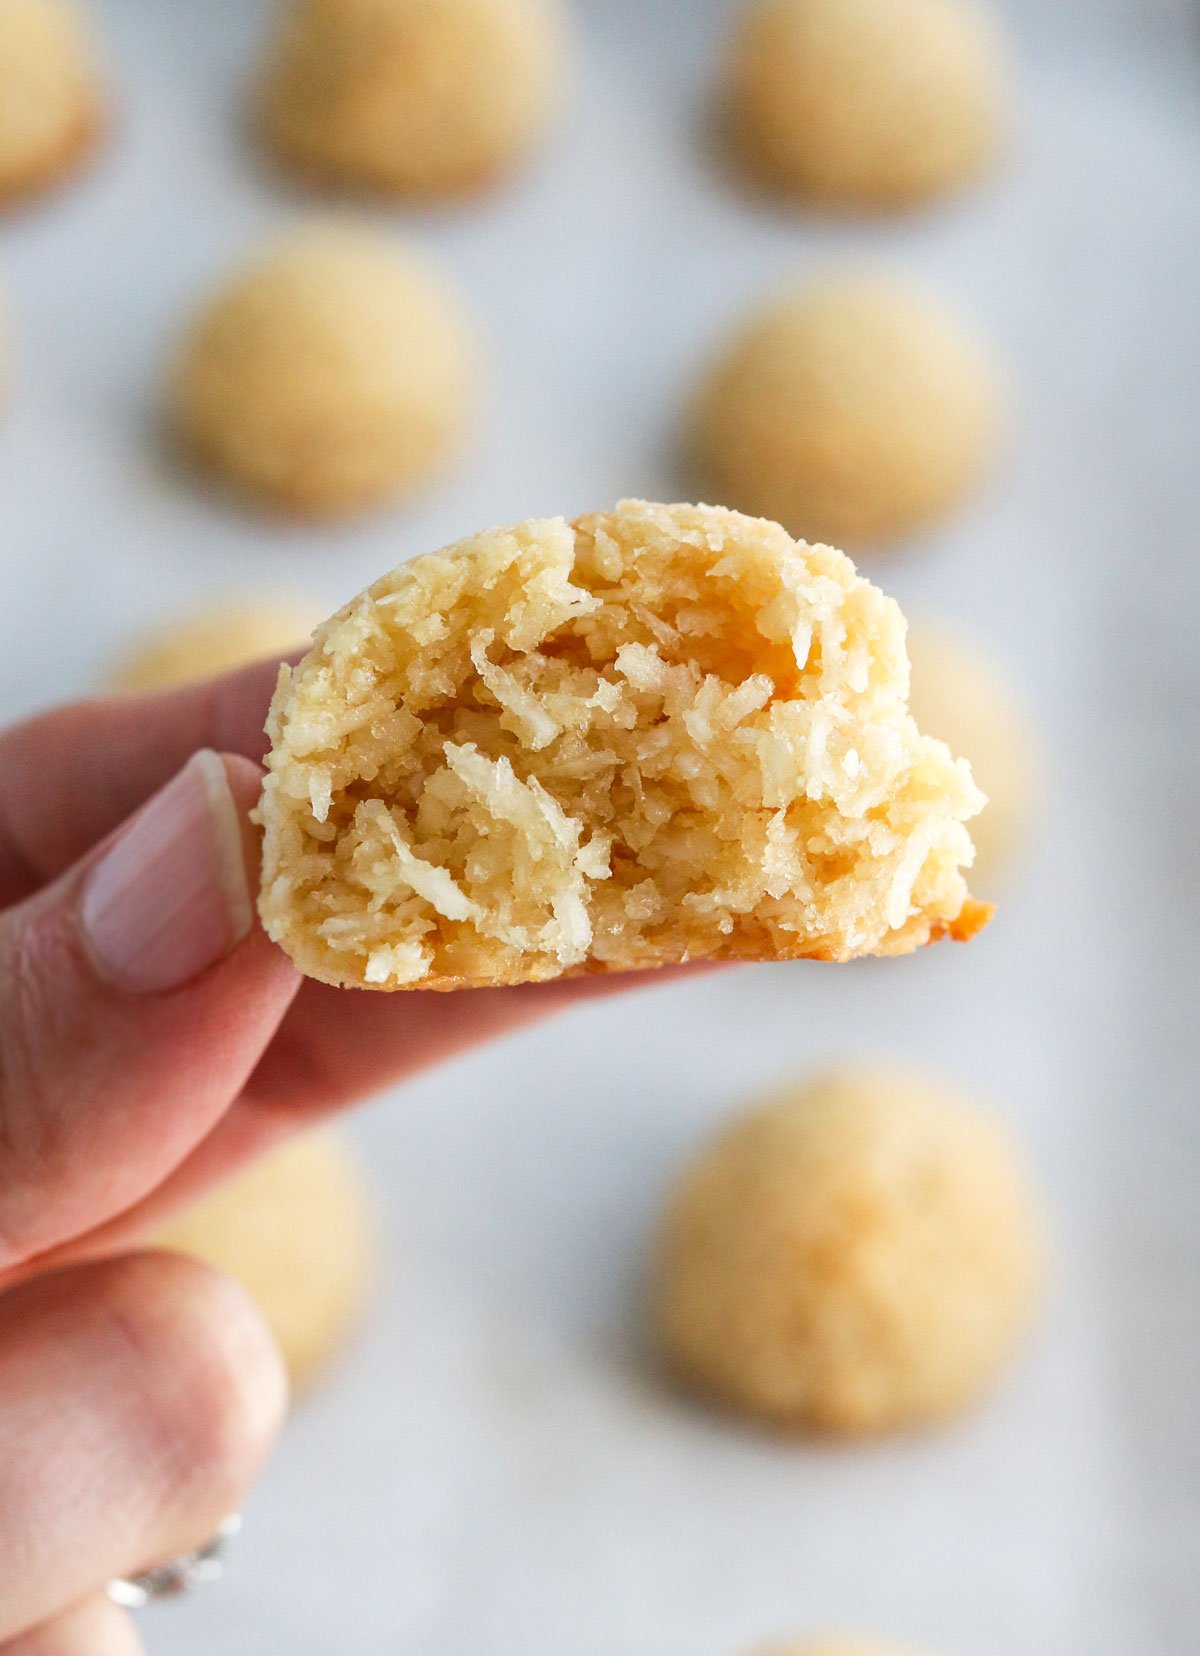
[256,500,991,990]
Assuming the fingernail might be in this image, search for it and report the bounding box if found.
[81,751,255,994]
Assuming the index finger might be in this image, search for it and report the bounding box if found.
[0,657,285,906]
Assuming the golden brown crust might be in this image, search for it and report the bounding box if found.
[0,94,103,207]
[944,895,994,942]
[342,910,996,992]
[345,941,815,992]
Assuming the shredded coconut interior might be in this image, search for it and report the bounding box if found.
[256,500,985,989]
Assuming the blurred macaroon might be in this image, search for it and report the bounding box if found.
[687,273,1005,549]
[723,0,1009,210]
[168,225,479,517]
[0,0,106,206]
[656,1064,1044,1435]
[153,1131,377,1390]
[109,597,323,692]
[257,0,568,199]
[905,619,1038,885]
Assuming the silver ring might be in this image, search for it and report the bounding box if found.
[106,1514,241,1608]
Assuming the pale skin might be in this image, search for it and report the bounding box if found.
[0,657,692,1653]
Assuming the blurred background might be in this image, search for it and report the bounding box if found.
[0,0,1197,1650]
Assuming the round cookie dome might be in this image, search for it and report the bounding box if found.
[170,227,478,516]
[258,0,567,199]
[0,0,105,206]
[109,597,323,691]
[724,0,1008,209]
[153,1131,376,1389]
[656,1065,1043,1434]
[688,275,1004,548]
[905,620,1037,884]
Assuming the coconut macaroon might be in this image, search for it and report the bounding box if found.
[255,500,990,991]
[688,276,1004,548]
[169,227,478,516]
[153,1131,376,1390]
[656,1065,1043,1435]
[258,0,567,199]
[906,621,1036,884]
[0,0,105,206]
[109,597,323,692]
[724,0,1008,209]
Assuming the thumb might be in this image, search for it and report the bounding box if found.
[0,751,299,1273]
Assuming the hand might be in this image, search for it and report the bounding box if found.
[0,659,677,1652]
